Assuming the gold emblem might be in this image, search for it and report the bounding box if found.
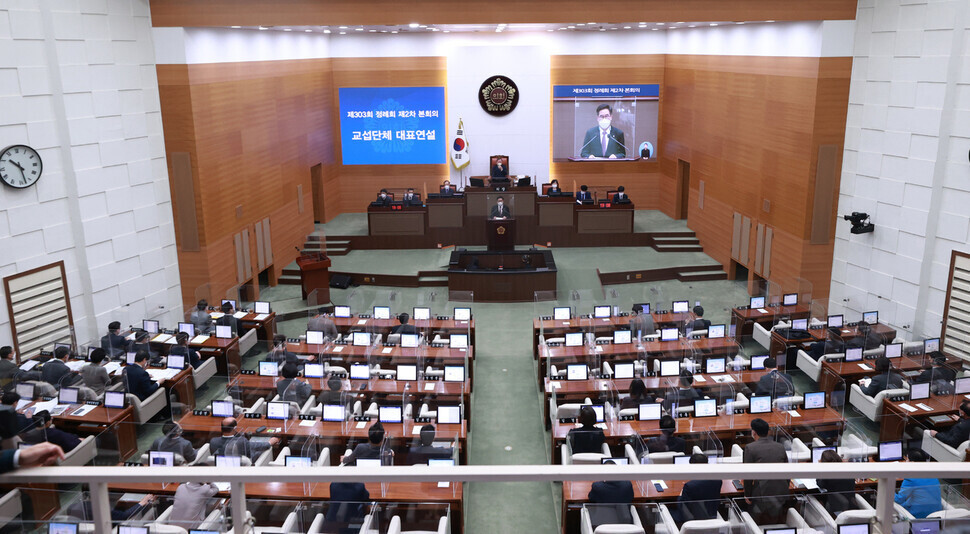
[496,226,506,235]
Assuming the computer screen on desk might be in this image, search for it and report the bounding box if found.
[322,405,344,422]
[839,524,871,534]
[396,364,417,381]
[791,318,808,331]
[660,327,679,342]
[862,311,878,324]
[910,520,940,534]
[58,387,78,405]
[885,342,902,358]
[613,362,634,379]
[126,352,137,365]
[593,305,611,319]
[706,358,725,374]
[565,332,583,347]
[49,522,79,534]
[221,299,237,310]
[149,451,174,467]
[374,306,391,320]
[16,383,34,400]
[334,306,351,318]
[827,315,844,328]
[765,529,796,534]
[589,404,605,423]
[401,333,419,348]
[553,307,570,320]
[804,391,825,409]
[634,303,650,314]
[258,361,278,377]
[750,296,765,309]
[910,382,930,401]
[266,401,289,420]
[454,307,471,321]
[750,355,769,370]
[613,330,631,344]
[750,395,771,414]
[178,322,195,337]
[672,300,689,313]
[413,307,431,321]
[783,293,798,306]
[211,400,234,417]
[878,440,903,461]
[812,445,836,463]
[254,301,270,314]
[845,347,863,362]
[104,391,125,409]
[306,330,324,345]
[924,338,940,353]
[639,403,661,421]
[694,398,717,417]
[957,377,970,395]
[659,360,679,377]
[567,364,588,381]
[450,334,468,349]
[352,332,371,346]
[119,526,149,534]
[167,354,185,370]
[143,320,159,334]
[304,363,324,378]
[707,324,725,339]
[444,365,465,382]
[438,405,461,424]
[350,364,370,380]
[215,325,232,339]
[356,458,381,468]
[285,456,312,468]
[379,405,402,423]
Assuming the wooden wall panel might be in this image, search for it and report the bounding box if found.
[150,0,858,27]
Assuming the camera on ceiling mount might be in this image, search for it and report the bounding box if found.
[842,212,874,234]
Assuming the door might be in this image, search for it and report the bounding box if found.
[677,159,690,219]
[310,163,325,223]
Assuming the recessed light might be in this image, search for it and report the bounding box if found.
[338,26,348,29]
[391,30,398,33]
[547,29,554,32]
[737,22,745,25]
[443,30,449,33]
[258,26,267,30]
[689,25,696,28]
[651,28,659,31]
[588,22,596,24]
[355,28,363,31]
[599,28,606,31]
[409,23,420,28]
[231,26,241,29]
[766,20,775,23]
[567,25,575,29]
[339,31,346,34]
[677,21,685,24]
[658,23,665,25]
[577,23,585,26]
[305,29,311,32]
[710,23,717,26]
[369,29,377,32]
[283,28,292,31]
[623,26,631,29]
[323,29,331,34]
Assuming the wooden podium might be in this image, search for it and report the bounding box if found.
[487,218,515,251]
[296,252,332,303]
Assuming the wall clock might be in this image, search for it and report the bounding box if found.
[0,144,43,189]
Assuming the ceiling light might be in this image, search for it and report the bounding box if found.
[443,30,449,33]
[577,23,585,26]
[338,26,348,29]
[710,23,717,26]
[588,22,595,24]
[567,25,575,29]
[623,26,631,29]
[323,29,331,34]
[355,27,363,31]
[409,23,419,28]
[369,29,377,32]
[230,25,241,29]
[658,23,665,25]
[737,21,745,25]
[283,28,292,31]
[766,20,775,23]
[677,21,685,24]
[391,30,398,33]
[689,25,696,28]
[547,29,554,32]
[339,31,346,34]
[258,26,267,30]
[599,28,606,31]
[305,29,312,32]
[651,28,659,31]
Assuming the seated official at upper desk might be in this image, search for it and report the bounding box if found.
[438,180,460,196]
[401,188,422,206]
[490,157,509,181]
[612,186,631,204]
[374,189,392,207]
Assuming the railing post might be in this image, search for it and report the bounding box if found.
[231,481,248,533]
[89,481,112,533]
[875,476,894,534]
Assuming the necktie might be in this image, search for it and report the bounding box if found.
[601,131,607,156]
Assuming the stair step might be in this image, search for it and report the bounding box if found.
[326,240,351,245]
[678,270,727,281]
[282,268,300,277]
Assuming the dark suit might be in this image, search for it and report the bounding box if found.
[673,479,721,523]
[341,442,383,465]
[406,445,453,465]
[276,378,312,406]
[915,365,956,385]
[327,482,370,523]
[576,190,593,203]
[566,426,605,454]
[860,372,904,397]
[688,318,712,332]
[612,193,630,203]
[489,204,511,219]
[318,389,346,406]
[402,194,421,206]
[41,359,73,388]
[755,370,794,397]
[439,186,456,196]
[936,417,970,448]
[0,449,17,474]
[216,314,242,336]
[101,332,128,358]
[646,432,687,454]
[24,425,81,452]
[123,364,158,401]
[265,350,300,366]
[391,323,418,335]
[375,195,391,206]
[587,480,634,528]
[169,345,202,369]
[490,164,509,180]
[580,126,626,158]
[152,434,198,462]
[743,437,790,523]
[209,434,270,459]
[817,478,856,515]
[0,359,18,383]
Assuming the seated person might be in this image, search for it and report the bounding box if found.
[375,189,392,207]
[341,422,389,465]
[927,400,970,447]
[754,357,794,397]
[895,448,942,518]
[169,482,220,530]
[265,334,301,365]
[576,184,593,204]
[809,335,845,361]
[391,313,418,335]
[586,460,634,528]
[169,332,202,369]
[277,362,312,406]
[189,299,212,334]
[439,180,456,195]
[566,405,605,454]
[407,424,453,464]
[318,375,346,406]
[41,346,76,388]
[327,481,370,524]
[816,450,855,516]
[687,305,711,331]
[1,391,33,434]
[209,417,278,459]
[620,379,656,410]
[80,348,111,395]
[215,301,242,335]
[661,370,702,412]
[647,415,687,453]
[859,355,904,397]
[307,311,338,341]
[23,410,81,453]
[402,187,421,206]
[672,453,721,524]
[915,351,956,387]
[123,350,162,401]
[100,321,128,359]
[612,185,630,203]
[490,157,509,181]
[128,331,158,362]
[490,196,511,220]
[546,179,562,196]
[629,304,655,339]
[151,421,197,463]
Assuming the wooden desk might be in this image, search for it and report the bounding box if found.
[880,394,962,441]
[230,375,471,407]
[426,196,465,228]
[817,353,944,392]
[146,334,241,376]
[367,205,427,236]
[448,249,557,303]
[237,311,277,341]
[284,342,473,376]
[575,203,634,234]
[768,323,897,369]
[21,402,138,460]
[538,196,575,226]
[533,313,695,359]
[464,186,536,218]
[730,304,811,340]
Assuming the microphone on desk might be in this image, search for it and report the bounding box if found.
[609,135,631,158]
[577,134,599,158]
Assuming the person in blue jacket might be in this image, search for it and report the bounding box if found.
[894,448,942,518]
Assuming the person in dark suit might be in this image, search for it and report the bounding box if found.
[407,424,452,464]
[860,355,904,397]
[816,449,855,516]
[101,321,128,358]
[928,401,970,448]
[0,442,64,474]
[566,405,605,454]
[581,104,626,159]
[123,350,161,401]
[265,334,302,365]
[489,196,511,220]
[277,362,312,406]
[743,418,790,524]
[915,351,956,386]
[391,313,418,335]
[23,410,81,453]
[1,391,34,433]
[151,421,198,463]
[216,301,243,336]
[547,179,561,196]
[672,453,721,524]
[327,481,370,524]
[209,417,278,459]
[129,331,158,362]
[308,312,339,341]
[439,180,455,195]
[41,346,76,388]
[402,187,421,206]
[341,422,389,465]
[490,157,509,180]
[612,185,630,203]
[661,370,702,413]
[189,299,212,334]
[687,305,711,332]
[646,415,687,453]
[620,379,656,410]
[754,357,794,397]
[318,375,346,406]
[169,332,202,369]
[576,184,593,204]
[587,460,635,528]
[629,304,655,340]
[375,189,392,206]
[0,346,38,386]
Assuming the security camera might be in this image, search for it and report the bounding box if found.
[842,212,874,234]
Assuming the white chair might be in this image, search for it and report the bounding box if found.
[739,507,815,534]
[921,431,970,463]
[686,330,707,339]
[61,435,98,466]
[126,387,167,424]
[424,365,444,378]
[581,504,644,534]
[658,504,729,534]
[238,328,259,356]
[848,383,909,423]
[269,393,315,415]
[772,395,804,410]
[192,356,218,389]
[753,323,773,350]
[306,513,326,534]
[77,386,100,402]
[863,346,885,359]
[0,489,21,529]
[555,403,585,420]
[928,508,970,520]
[561,440,611,465]
[789,438,811,462]
[419,403,437,419]
[796,349,841,384]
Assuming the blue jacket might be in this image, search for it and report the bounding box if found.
[895,478,942,518]
[123,364,159,401]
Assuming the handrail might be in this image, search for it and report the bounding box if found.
[4,463,969,532]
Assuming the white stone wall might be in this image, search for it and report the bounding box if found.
[0,0,181,350]
[830,0,970,339]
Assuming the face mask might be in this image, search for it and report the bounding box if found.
[598,118,611,130]
[498,203,503,208]
[380,194,386,198]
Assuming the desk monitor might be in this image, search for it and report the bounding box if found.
[707,324,726,339]
[49,523,79,534]
[401,333,419,348]
[660,327,679,342]
[413,307,431,321]
[215,455,241,467]
[266,401,290,420]
[924,338,940,353]
[674,455,692,465]
[694,398,717,417]
[589,404,605,423]
[613,329,631,345]
[126,352,137,365]
[53,343,72,354]
[350,363,370,380]
[956,377,970,395]
[211,400,234,418]
[215,325,233,339]
[167,354,185,370]
[86,346,98,360]
[379,405,403,423]
[804,391,825,409]
[885,342,903,359]
[104,391,125,409]
[429,458,454,468]
[352,332,371,346]
[783,293,798,306]
[567,364,588,381]
[454,307,472,321]
[828,314,844,328]
[750,395,772,414]
[305,329,325,345]
[750,355,769,370]
[593,305,611,319]
[356,458,381,468]
[58,387,78,405]
[221,299,237,310]
[845,347,863,362]
[334,306,351,318]
[706,358,726,374]
[285,455,312,468]
[765,530,796,534]
[750,296,766,309]
[565,332,584,347]
[553,307,571,320]
[177,322,195,337]
[634,303,650,314]
[142,320,159,334]
[149,450,175,467]
[444,365,465,382]
[396,364,417,381]
[613,362,635,379]
[672,300,689,313]
[304,363,324,378]
[258,361,278,377]
[119,527,149,534]
[450,334,468,349]
[878,440,903,462]
[910,520,940,534]
[15,383,34,400]
[791,318,808,331]
[602,457,629,465]
[254,301,271,314]
[322,404,344,422]
[839,524,871,534]
[910,382,930,401]
[862,311,878,324]
[659,360,680,377]
[438,405,461,424]
[373,306,391,320]
[639,403,661,421]
[812,445,836,463]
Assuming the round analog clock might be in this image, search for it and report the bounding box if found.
[0,144,43,189]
